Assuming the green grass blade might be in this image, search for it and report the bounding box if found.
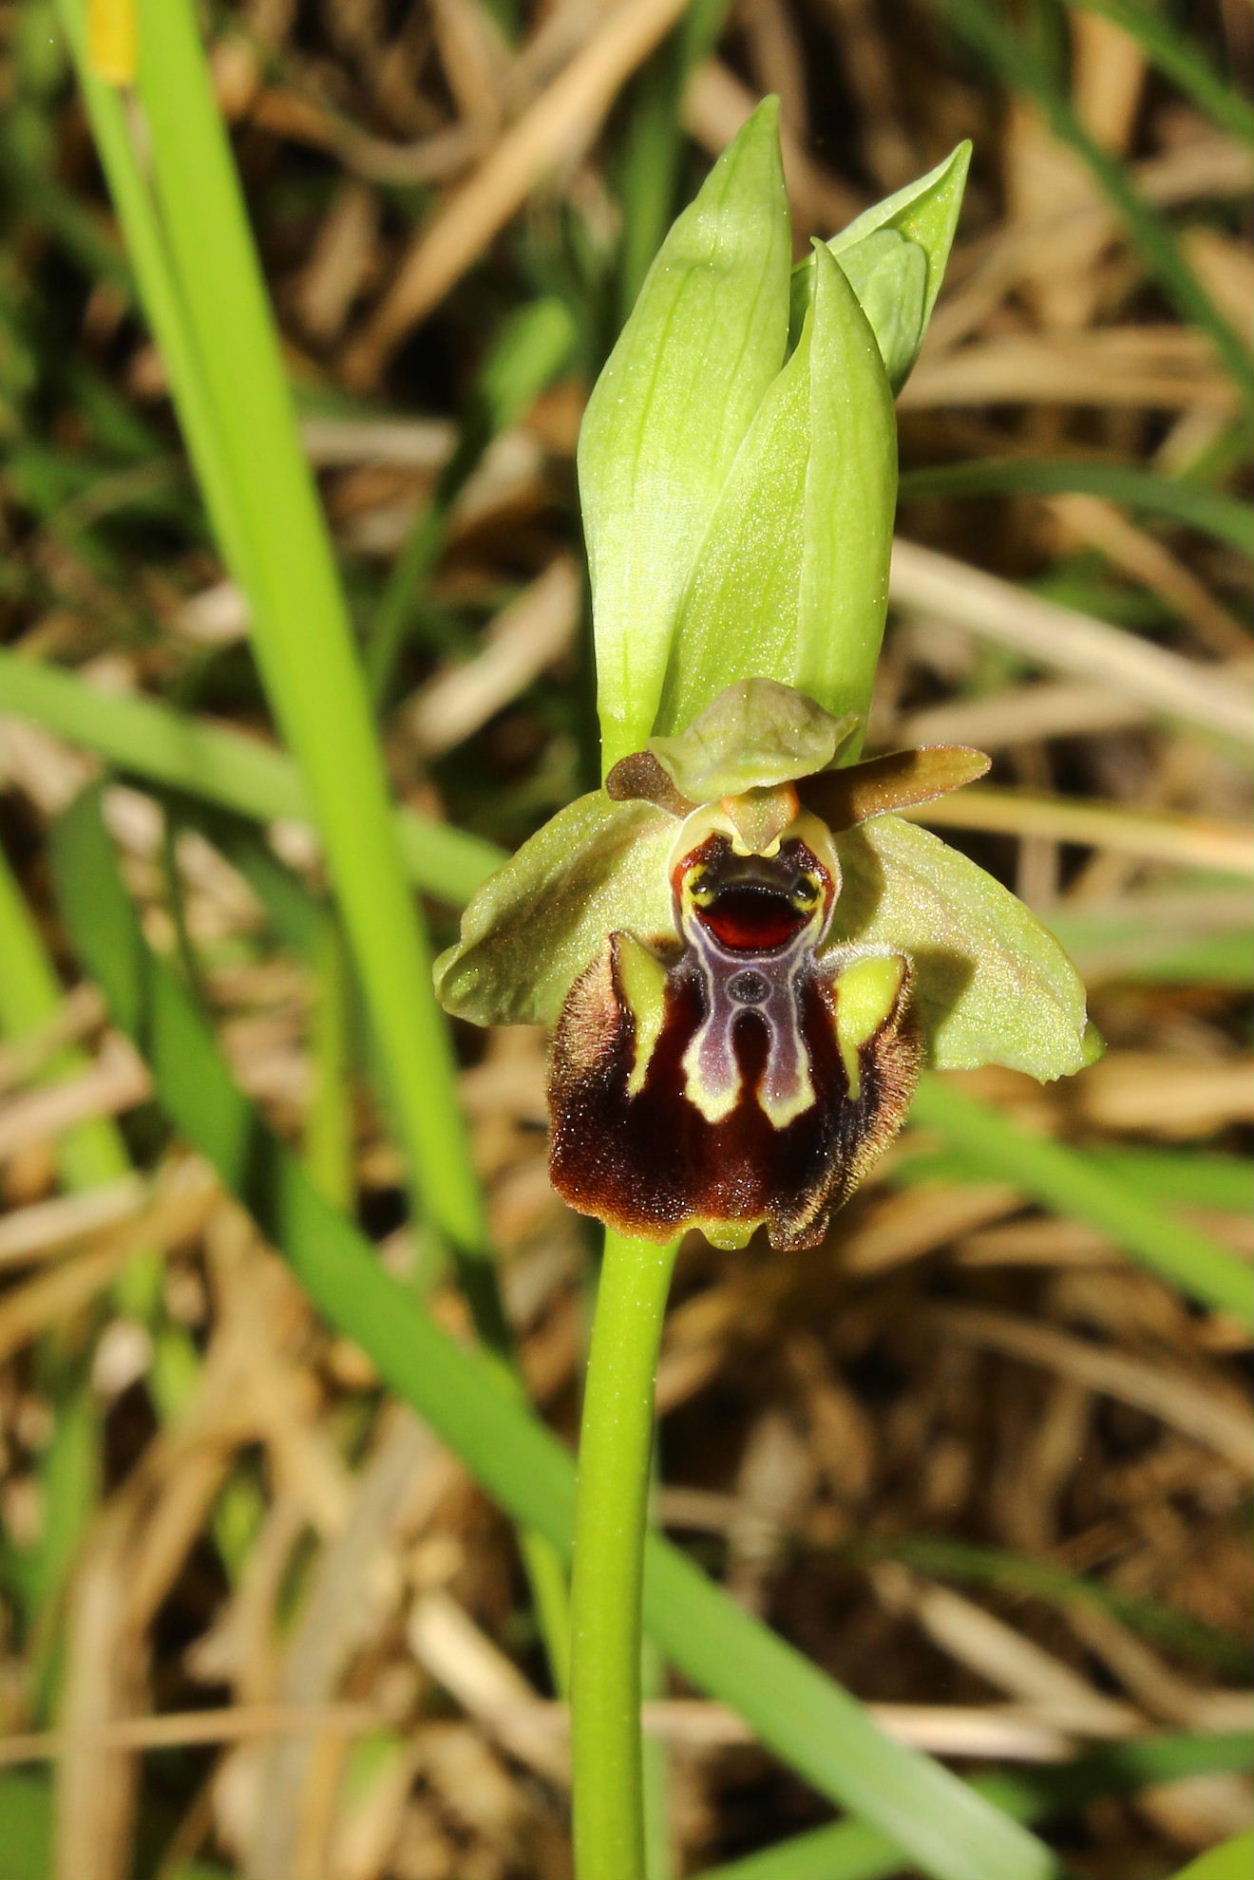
[898,1143,1252,1218]
[304,917,356,1213]
[0,1773,229,1880]
[1076,1147,1250,1214]
[0,1776,55,1880]
[845,1535,1249,1676]
[0,839,128,1192]
[0,653,502,907]
[699,1733,1254,1880]
[1168,1836,1254,1880]
[51,0,253,586]
[946,0,1254,413]
[1067,0,1254,147]
[910,1074,1253,1323]
[1046,895,1254,988]
[122,0,487,1258]
[898,458,1254,556]
[52,785,1062,1880]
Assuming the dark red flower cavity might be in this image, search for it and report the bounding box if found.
[697,886,808,953]
[678,833,830,955]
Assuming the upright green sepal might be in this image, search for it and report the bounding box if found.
[791,141,972,388]
[657,243,896,742]
[640,679,858,804]
[578,98,791,773]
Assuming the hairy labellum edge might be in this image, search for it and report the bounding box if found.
[547,931,921,1252]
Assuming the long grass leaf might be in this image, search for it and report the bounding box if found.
[899,458,1254,556]
[699,1733,1254,1880]
[1166,1835,1254,1880]
[910,1075,1253,1323]
[0,841,128,1193]
[0,653,501,907]
[117,0,487,1256]
[946,0,1254,413]
[1067,0,1254,147]
[845,1535,1249,1675]
[899,1144,1252,1217]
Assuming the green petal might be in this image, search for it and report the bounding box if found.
[791,141,971,386]
[828,229,928,392]
[640,679,859,803]
[656,244,897,742]
[829,815,1089,1079]
[578,100,792,773]
[434,793,676,1027]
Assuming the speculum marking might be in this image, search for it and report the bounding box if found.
[676,832,832,1129]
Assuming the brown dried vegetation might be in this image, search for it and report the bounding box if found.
[0,2,1250,1877]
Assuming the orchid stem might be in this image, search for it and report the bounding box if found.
[572,1228,682,1880]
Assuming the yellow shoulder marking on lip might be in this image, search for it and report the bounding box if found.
[833,954,906,1099]
[614,933,671,1098]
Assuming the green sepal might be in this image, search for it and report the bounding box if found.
[642,679,859,804]
[791,142,971,388]
[829,230,928,392]
[656,244,896,743]
[829,815,1089,1079]
[578,99,792,773]
[434,792,676,1028]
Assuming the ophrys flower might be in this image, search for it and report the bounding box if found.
[436,679,1089,1251]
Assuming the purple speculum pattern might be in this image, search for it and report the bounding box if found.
[673,827,835,1130]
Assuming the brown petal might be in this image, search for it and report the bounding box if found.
[604,750,695,818]
[798,745,989,831]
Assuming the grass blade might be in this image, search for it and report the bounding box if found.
[119,0,486,1256]
[698,1733,1254,1880]
[898,458,1254,557]
[1167,1835,1254,1880]
[1067,0,1254,147]
[910,1075,1253,1323]
[0,653,501,907]
[0,840,128,1194]
[946,0,1254,414]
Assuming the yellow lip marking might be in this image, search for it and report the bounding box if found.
[832,954,907,1099]
[614,933,671,1098]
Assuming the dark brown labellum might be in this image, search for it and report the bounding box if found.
[548,827,922,1251]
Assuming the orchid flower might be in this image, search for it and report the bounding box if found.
[436,676,1088,1250]
[435,103,1089,1256]
[434,99,1095,1880]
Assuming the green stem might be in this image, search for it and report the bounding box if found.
[572,1229,681,1880]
